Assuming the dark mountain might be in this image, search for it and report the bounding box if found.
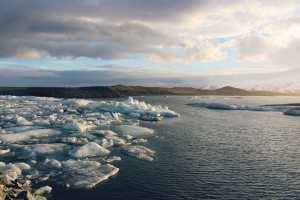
[0,85,299,98]
[0,87,124,98]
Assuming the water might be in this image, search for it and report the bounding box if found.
[49,96,300,199]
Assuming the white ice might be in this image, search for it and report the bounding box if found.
[121,145,155,161]
[69,142,110,158]
[0,129,61,143]
[0,95,178,189]
[34,186,52,195]
[21,143,67,155]
[61,160,119,189]
[205,103,238,110]
[116,125,154,137]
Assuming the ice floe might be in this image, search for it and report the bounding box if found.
[34,186,52,195]
[116,125,154,137]
[61,160,119,189]
[121,145,155,161]
[0,129,61,143]
[68,142,110,158]
[284,107,300,116]
[205,103,238,110]
[187,101,300,116]
[20,143,67,155]
[0,95,179,189]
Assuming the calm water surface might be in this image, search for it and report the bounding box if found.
[50,96,300,200]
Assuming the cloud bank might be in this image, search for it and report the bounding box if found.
[0,65,299,92]
[0,0,299,89]
[0,0,299,66]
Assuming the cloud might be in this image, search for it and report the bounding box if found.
[0,64,300,92]
[0,0,299,65]
[235,35,300,68]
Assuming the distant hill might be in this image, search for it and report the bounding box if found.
[0,85,299,98]
[0,87,124,98]
[110,85,300,96]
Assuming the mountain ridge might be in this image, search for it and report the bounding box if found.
[0,85,299,98]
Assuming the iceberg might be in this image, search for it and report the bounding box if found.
[15,116,34,126]
[121,145,155,161]
[34,186,52,195]
[21,143,67,155]
[116,125,154,137]
[205,103,238,110]
[284,107,300,116]
[0,129,61,143]
[61,160,119,189]
[87,97,180,118]
[69,142,110,158]
[0,163,22,180]
[60,119,96,132]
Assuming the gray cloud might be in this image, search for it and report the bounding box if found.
[0,0,299,67]
[0,64,300,92]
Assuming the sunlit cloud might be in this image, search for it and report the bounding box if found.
[0,0,299,87]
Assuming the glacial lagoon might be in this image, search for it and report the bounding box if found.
[1,95,300,199]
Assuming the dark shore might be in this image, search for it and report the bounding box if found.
[0,85,299,98]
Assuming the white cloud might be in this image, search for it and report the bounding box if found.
[235,35,300,68]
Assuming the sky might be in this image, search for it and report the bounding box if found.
[0,0,300,91]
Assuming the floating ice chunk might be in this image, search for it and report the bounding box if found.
[0,129,61,143]
[61,160,119,189]
[12,162,31,171]
[69,142,110,158]
[284,107,300,116]
[0,163,22,180]
[44,159,62,169]
[35,186,52,195]
[0,149,10,155]
[1,115,14,121]
[105,135,126,146]
[103,156,121,163]
[48,115,57,122]
[60,99,94,106]
[62,119,96,132]
[205,103,238,110]
[44,159,61,169]
[111,112,122,121]
[121,145,155,161]
[6,126,43,133]
[1,109,15,114]
[91,130,117,136]
[56,137,88,145]
[32,119,51,126]
[15,116,34,126]
[123,134,134,140]
[101,138,114,148]
[69,132,96,139]
[124,97,134,104]
[132,138,147,143]
[21,143,66,155]
[86,97,179,118]
[129,112,140,118]
[247,106,276,111]
[116,125,154,137]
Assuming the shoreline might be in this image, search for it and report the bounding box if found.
[0,86,300,98]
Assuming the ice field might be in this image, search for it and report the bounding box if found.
[0,96,179,190]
